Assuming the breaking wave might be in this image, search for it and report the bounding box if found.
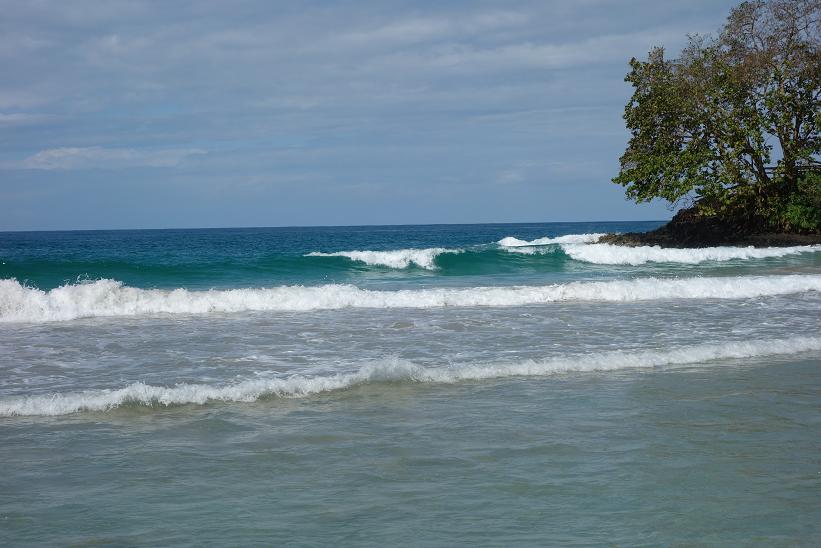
[306,248,461,269]
[1,274,819,323]
[498,233,605,247]
[496,233,819,265]
[561,243,820,265]
[502,246,558,256]
[3,336,819,417]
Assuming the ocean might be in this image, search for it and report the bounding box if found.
[1,221,820,546]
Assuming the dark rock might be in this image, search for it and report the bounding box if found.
[601,207,821,248]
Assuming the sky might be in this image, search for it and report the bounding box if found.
[0,0,740,231]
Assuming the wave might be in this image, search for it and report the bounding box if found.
[3,335,819,417]
[561,243,821,265]
[498,233,605,247]
[306,248,461,269]
[7,240,817,291]
[496,233,819,264]
[1,274,819,323]
[502,246,558,256]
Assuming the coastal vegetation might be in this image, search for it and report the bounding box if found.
[610,0,820,245]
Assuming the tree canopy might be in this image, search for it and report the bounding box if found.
[613,0,820,231]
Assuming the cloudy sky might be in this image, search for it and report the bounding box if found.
[0,0,739,230]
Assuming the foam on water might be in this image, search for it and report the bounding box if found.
[1,274,819,323]
[502,246,556,255]
[498,233,605,247]
[496,233,819,264]
[3,335,818,417]
[306,248,461,269]
[561,243,820,265]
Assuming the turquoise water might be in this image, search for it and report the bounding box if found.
[1,222,820,545]
[1,222,659,290]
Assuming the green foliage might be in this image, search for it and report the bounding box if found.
[773,171,821,231]
[613,0,821,231]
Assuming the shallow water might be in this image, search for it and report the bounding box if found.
[1,221,820,545]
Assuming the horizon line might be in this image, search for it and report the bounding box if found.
[0,219,671,234]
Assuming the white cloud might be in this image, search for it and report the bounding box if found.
[496,165,528,185]
[335,10,529,48]
[359,26,686,77]
[0,112,54,126]
[0,90,52,109]
[20,146,206,170]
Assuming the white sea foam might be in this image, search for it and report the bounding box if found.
[306,248,460,269]
[3,336,819,416]
[1,274,819,323]
[502,246,555,256]
[498,233,605,247]
[497,233,819,264]
[561,243,821,265]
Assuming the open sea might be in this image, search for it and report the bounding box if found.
[1,221,820,546]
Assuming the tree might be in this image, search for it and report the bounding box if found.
[613,0,820,230]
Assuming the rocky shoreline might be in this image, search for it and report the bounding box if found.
[600,208,821,248]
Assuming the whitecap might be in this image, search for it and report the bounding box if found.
[562,243,821,265]
[306,248,461,269]
[3,335,819,416]
[498,233,605,247]
[1,274,819,323]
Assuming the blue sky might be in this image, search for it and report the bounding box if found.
[0,0,739,230]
